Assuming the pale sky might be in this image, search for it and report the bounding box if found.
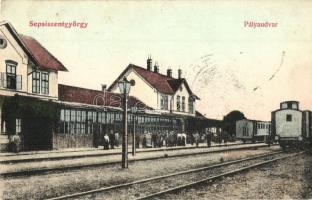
[1,0,312,120]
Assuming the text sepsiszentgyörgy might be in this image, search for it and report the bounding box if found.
[29,21,88,29]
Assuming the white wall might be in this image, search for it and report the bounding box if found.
[172,82,195,116]
[0,24,58,99]
[0,24,29,94]
[110,69,158,109]
[110,69,196,116]
[275,109,302,138]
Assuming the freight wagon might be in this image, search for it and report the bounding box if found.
[271,101,312,150]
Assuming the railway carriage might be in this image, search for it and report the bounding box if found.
[236,119,270,143]
[271,101,312,150]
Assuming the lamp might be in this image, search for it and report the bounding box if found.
[118,77,132,95]
[118,77,135,168]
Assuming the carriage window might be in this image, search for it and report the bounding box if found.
[292,103,298,109]
[281,103,287,109]
[286,114,292,122]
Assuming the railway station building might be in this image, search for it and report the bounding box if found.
[0,21,222,152]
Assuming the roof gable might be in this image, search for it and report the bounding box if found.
[108,63,198,98]
[20,35,68,71]
[2,21,68,72]
[131,64,175,94]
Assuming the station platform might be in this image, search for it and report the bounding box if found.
[0,141,242,160]
[0,142,276,176]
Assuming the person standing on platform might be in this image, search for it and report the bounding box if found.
[143,131,147,148]
[114,132,119,147]
[109,130,115,149]
[194,131,200,148]
[152,132,157,148]
[103,133,110,150]
[174,132,178,146]
[205,128,212,148]
[135,133,140,149]
[223,130,228,144]
[190,132,194,146]
[10,134,21,153]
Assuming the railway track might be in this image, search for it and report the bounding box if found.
[1,144,272,178]
[46,150,299,200]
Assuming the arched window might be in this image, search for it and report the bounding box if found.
[182,96,185,112]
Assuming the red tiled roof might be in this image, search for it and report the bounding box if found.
[20,35,68,72]
[2,22,67,72]
[58,84,151,110]
[108,64,198,98]
[167,79,184,92]
[131,64,177,94]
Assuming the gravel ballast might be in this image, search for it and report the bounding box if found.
[1,147,277,199]
[158,153,312,200]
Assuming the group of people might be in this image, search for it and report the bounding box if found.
[141,131,187,148]
[102,129,229,150]
[103,131,119,150]
[189,130,213,148]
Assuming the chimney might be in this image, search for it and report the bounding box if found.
[154,62,159,73]
[167,69,172,78]
[147,55,152,71]
[101,84,107,92]
[178,69,182,79]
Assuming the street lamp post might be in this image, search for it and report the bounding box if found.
[131,106,138,156]
[118,77,135,169]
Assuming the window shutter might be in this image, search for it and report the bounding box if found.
[2,73,7,88]
[0,72,2,87]
[16,75,22,90]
